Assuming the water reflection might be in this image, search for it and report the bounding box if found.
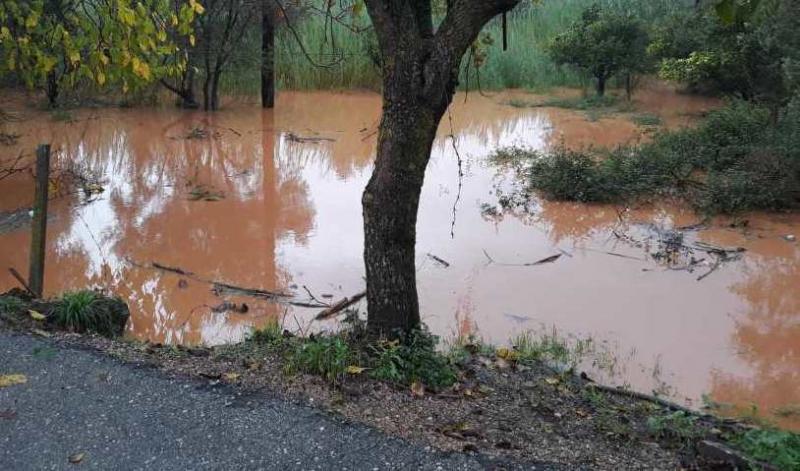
[1,88,798,428]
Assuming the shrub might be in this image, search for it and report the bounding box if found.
[528,147,617,202]
[52,290,128,337]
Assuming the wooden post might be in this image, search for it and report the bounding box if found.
[28,144,50,298]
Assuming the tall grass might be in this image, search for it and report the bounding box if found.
[219,0,695,95]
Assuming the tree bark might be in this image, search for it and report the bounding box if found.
[362,0,520,336]
[261,3,275,108]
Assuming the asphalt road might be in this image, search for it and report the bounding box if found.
[0,331,556,470]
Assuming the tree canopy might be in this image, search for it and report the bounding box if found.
[548,5,649,96]
[0,0,202,105]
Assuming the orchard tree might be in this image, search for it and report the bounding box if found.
[548,5,648,97]
[0,0,202,107]
[361,0,522,336]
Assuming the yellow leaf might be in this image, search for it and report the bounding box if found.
[157,30,167,42]
[410,381,425,397]
[346,365,366,375]
[0,26,10,40]
[0,374,27,388]
[189,0,205,14]
[189,34,195,47]
[223,372,240,381]
[25,13,39,29]
[69,50,80,65]
[544,377,560,385]
[28,310,46,321]
[95,71,106,86]
[171,14,179,26]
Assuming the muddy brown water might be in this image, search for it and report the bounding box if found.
[1,86,798,429]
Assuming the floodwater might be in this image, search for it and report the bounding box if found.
[1,86,798,429]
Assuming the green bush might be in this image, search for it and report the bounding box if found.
[52,290,128,337]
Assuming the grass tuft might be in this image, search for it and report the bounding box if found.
[52,290,128,337]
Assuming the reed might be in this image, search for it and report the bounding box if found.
[219,0,694,95]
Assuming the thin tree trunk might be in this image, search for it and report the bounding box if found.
[261,4,275,108]
[203,75,211,111]
[46,71,59,108]
[211,68,221,110]
[597,75,606,97]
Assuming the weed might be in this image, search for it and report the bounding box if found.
[528,147,618,202]
[286,336,353,385]
[52,290,128,337]
[0,295,24,314]
[50,109,73,122]
[513,327,601,372]
[732,428,800,470]
[646,411,703,445]
[369,329,457,391]
[248,318,283,346]
[632,113,662,127]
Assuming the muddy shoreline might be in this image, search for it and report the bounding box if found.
[0,304,782,470]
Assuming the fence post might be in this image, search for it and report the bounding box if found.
[28,144,50,298]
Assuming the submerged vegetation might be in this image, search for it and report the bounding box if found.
[505,98,800,213]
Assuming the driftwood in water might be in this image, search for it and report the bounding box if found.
[130,259,327,309]
[286,132,335,144]
[482,250,562,267]
[426,253,450,268]
[315,291,366,320]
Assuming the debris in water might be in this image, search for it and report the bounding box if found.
[785,234,796,242]
[482,250,562,267]
[0,132,20,146]
[427,253,451,268]
[286,132,335,143]
[188,185,225,202]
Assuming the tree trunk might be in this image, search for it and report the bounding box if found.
[363,93,441,336]
[261,4,275,108]
[46,71,59,108]
[211,68,221,110]
[362,0,521,337]
[597,74,606,97]
[203,75,211,111]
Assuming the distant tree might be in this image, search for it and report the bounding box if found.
[548,5,649,97]
[0,0,201,107]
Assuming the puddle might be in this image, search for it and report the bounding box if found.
[1,87,798,429]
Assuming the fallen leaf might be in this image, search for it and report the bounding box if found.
[0,374,27,388]
[495,347,511,359]
[28,309,46,321]
[31,328,51,337]
[0,408,16,420]
[68,452,85,464]
[223,372,240,381]
[410,381,425,397]
[544,377,560,385]
[346,365,367,375]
